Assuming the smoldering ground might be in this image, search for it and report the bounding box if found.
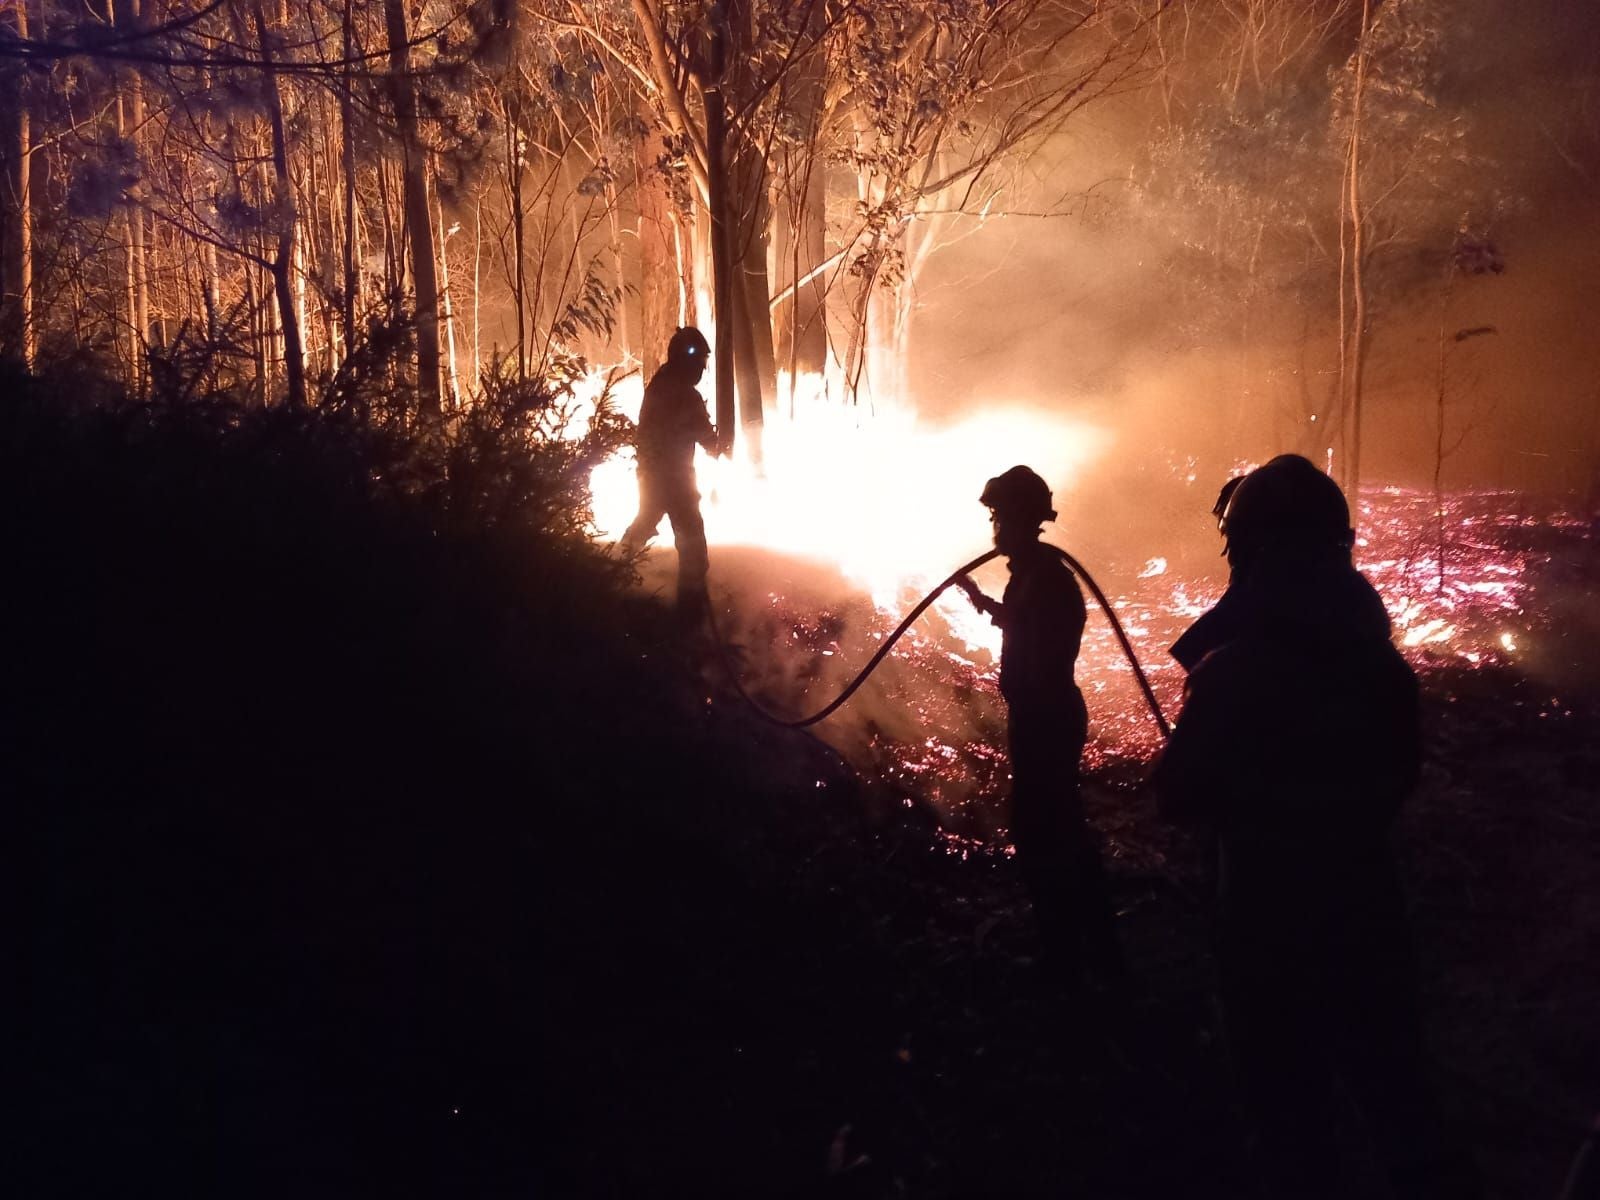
[630,544,1013,834]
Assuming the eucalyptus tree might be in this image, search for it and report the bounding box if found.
[552,0,1160,433]
[2,0,508,413]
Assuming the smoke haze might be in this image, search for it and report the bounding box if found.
[908,0,1600,500]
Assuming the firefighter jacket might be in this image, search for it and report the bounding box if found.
[1154,551,1419,906]
[635,365,715,481]
[992,543,1088,728]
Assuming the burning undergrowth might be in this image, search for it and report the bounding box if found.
[652,487,1593,841]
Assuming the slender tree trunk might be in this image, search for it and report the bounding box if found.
[203,239,220,340]
[124,0,150,382]
[254,3,305,408]
[702,72,736,454]
[1235,217,1260,448]
[243,260,266,406]
[0,0,32,366]
[634,115,676,379]
[506,95,527,378]
[296,218,313,373]
[433,161,460,406]
[341,0,359,358]
[729,267,764,465]
[1342,0,1373,499]
[730,216,772,466]
[773,1,827,387]
[385,0,441,418]
[471,197,482,386]
[598,88,630,362]
[1432,260,1458,589]
[725,0,773,463]
[109,0,151,390]
[1335,149,1349,478]
[732,145,775,454]
[682,206,703,328]
[775,157,827,380]
[377,161,398,295]
[109,1,140,388]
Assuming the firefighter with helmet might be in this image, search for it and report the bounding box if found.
[1154,454,1475,1199]
[956,466,1124,981]
[622,327,721,618]
[1171,454,1377,671]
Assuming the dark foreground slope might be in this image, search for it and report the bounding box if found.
[0,382,883,1197]
[7,377,1595,1199]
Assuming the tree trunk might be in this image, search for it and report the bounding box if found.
[703,73,736,454]
[634,114,677,379]
[375,163,393,296]
[506,95,527,379]
[255,3,305,408]
[723,0,774,461]
[471,198,482,386]
[730,265,764,466]
[109,2,140,388]
[385,0,441,419]
[1432,263,1455,589]
[732,144,775,438]
[1341,0,1373,500]
[0,0,32,366]
[124,0,151,382]
[774,162,827,380]
[433,162,460,406]
[243,261,266,406]
[203,239,220,341]
[340,0,359,359]
[772,0,827,386]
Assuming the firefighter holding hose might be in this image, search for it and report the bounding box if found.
[621,327,721,621]
[956,466,1124,982]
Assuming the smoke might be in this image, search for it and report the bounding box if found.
[907,0,1600,500]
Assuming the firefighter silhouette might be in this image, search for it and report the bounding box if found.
[1155,454,1477,1200]
[957,466,1124,981]
[621,327,721,618]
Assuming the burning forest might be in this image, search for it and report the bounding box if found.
[5,1,1598,1198]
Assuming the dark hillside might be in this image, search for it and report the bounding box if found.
[7,368,1595,1199]
[2,375,897,1197]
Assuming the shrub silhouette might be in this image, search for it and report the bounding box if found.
[5,354,867,1197]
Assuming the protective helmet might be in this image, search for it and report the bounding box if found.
[980,465,1057,526]
[666,326,710,368]
[1219,454,1353,565]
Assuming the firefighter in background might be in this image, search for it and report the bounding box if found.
[1154,455,1474,1200]
[955,466,1124,981]
[621,327,721,617]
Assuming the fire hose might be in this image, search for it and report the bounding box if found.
[705,546,1172,739]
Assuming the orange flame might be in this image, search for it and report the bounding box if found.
[578,368,1110,656]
